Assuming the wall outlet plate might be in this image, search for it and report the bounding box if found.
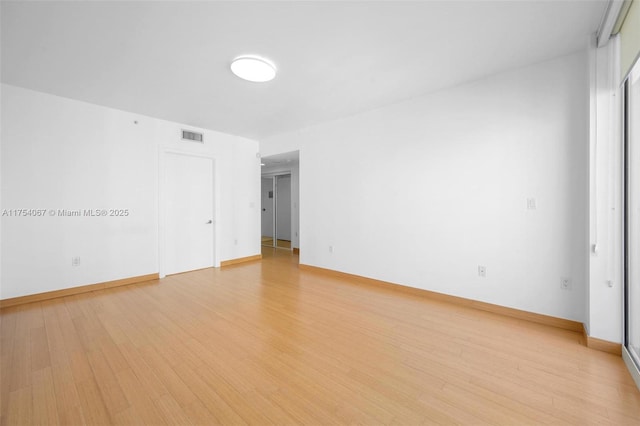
[561,277,571,290]
[478,265,486,277]
[527,198,537,210]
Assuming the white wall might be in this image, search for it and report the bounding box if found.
[1,84,260,299]
[262,53,589,322]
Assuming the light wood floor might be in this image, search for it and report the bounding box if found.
[2,248,640,425]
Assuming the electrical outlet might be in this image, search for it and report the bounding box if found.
[527,198,537,210]
[329,245,333,253]
[561,277,571,290]
[234,238,238,245]
[72,256,81,267]
[478,265,486,277]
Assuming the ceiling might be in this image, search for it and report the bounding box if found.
[1,1,607,141]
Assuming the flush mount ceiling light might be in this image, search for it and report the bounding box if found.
[230,56,276,82]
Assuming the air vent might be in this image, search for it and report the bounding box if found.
[181,129,204,143]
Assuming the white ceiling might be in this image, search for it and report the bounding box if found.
[1,1,607,141]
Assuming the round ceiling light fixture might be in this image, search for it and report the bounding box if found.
[230,56,276,82]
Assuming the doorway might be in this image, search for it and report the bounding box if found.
[163,152,215,275]
[261,174,292,249]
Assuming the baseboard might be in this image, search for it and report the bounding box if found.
[622,347,640,391]
[220,254,262,267]
[293,248,300,254]
[299,264,583,333]
[0,273,159,309]
[582,325,622,355]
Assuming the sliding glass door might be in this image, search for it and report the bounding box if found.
[625,60,640,366]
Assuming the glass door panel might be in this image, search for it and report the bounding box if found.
[627,61,640,365]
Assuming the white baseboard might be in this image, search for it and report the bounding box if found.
[622,346,640,391]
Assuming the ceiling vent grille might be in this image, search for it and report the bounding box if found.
[181,129,204,143]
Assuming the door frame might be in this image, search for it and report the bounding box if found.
[159,149,219,278]
[622,59,640,389]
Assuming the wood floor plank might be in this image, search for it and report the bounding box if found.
[85,350,129,416]
[152,394,193,426]
[0,311,17,421]
[182,398,221,426]
[265,387,339,425]
[433,382,551,425]
[68,350,93,385]
[5,387,32,426]
[194,364,276,425]
[115,342,168,400]
[41,301,71,368]
[170,362,247,426]
[96,337,130,375]
[8,306,33,392]
[135,344,200,410]
[114,368,168,426]
[30,326,51,372]
[240,390,299,425]
[111,406,142,426]
[49,364,81,421]
[31,367,59,425]
[52,301,84,355]
[75,377,112,425]
[56,405,85,426]
[2,248,640,425]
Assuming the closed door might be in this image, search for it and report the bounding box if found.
[261,177,274,240]
[164,153,214,275]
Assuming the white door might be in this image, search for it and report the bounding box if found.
[261,177,274,239]
[164,153,214,275]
